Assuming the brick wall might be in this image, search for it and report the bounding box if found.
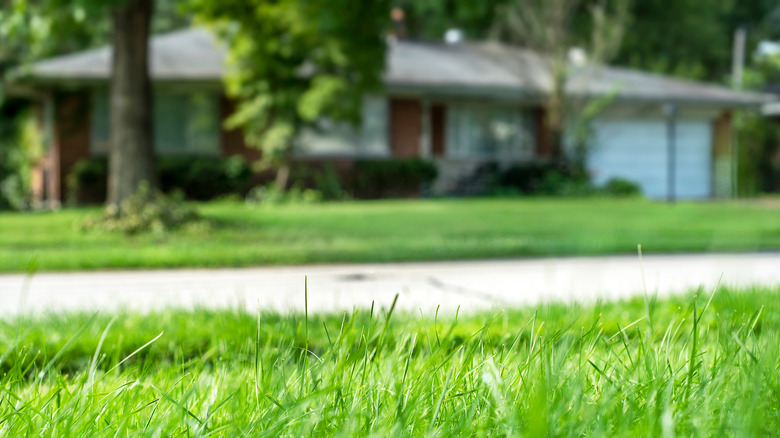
[55,91,91,203]
[219,96,261,162]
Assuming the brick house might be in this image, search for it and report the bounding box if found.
[10,27,774,204]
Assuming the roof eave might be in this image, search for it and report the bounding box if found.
[16,74,223,89]
[386,81,544,101]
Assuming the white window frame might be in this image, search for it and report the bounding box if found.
[90,88,221,157]
[294,96,390,158]
[446,102,535,161]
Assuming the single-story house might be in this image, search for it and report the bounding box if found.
[9,27,775,204]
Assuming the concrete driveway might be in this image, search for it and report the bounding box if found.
[1,253,779,316]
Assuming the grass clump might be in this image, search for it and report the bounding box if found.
[0,286,778,435]
[81,183,200,235]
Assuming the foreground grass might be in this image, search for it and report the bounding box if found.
[2,197,780,272]
[0,286,778,435]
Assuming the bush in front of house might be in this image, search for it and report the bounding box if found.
[353,158,438,198]
[497,161,592,196]
[0,103,41,210]
[157,155,251,201]
[601,177,642,197]
[81,182,200,235]
[491,162,644,198]
[67,158,109,204]
[245,182,324,205]
[68,155,252,204]
[312,164,349,201]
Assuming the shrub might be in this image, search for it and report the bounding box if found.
[81,183,199,235]
[0,102,41,210]
[66,158,108,205]
[245,183,323,205]
[601,177,642,197]
[157,155,251,200]
[68,155,252,204]
[0,176,28,211]
[498,161,591,196]
[353,158,438,198]
[312,164,348,201]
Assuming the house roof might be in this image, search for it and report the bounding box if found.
[21,27,774,107]
[24,28,224,81]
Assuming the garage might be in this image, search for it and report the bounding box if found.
[587,118,713,199]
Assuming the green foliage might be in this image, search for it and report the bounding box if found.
[601,177,642,197]
[495,164,642,198]
[387,0,778,83]
[399,0,509,40]
[68,155,252,204]
[157,155,251,201]
[191,0,392,169]
[81,182,200,235]
[245,183,323,205]
[736,113,780,196]
[66,156,109,204]
[0,101,41,210]
[0,287,778,434]
[0,0,189,73]
[497,161,591,196]
[312,164,348,201]
[614,0,779,81]
[353,158,438,199]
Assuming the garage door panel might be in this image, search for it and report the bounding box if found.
[588,119,712,199]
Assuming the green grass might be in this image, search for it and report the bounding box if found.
[0,286,778,435]
[3,197,780,272]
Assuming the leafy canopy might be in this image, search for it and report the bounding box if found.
[192,0,392,167]
[0,0,189,80]
[394,0,780,82]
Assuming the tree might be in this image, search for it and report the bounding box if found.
[107,0,157,207]
[2,0,191,207]
[191,0,391,189]
[494,0,629,160]
[395,0,509,41]
[391,0,780,84]
[612,0,780,82]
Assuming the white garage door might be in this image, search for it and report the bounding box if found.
[587,119,712,199]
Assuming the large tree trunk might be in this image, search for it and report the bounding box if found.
[107,0,157,208]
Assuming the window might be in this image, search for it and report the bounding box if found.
[91,90,220,156]
[446,103,534,159]
[294,97,389,157]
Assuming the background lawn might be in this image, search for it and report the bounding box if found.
[0,286,777,435]
[2,197,780,272]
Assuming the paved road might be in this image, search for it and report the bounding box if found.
[0,253,779,316]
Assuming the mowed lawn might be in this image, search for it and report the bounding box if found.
[2,197,780,272]
[0,287,777,435]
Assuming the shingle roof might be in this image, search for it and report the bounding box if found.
[27,28,225,81]
[23,27,774,106]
